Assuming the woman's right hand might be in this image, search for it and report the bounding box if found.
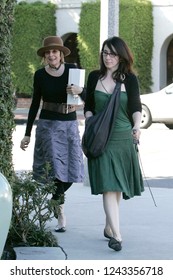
[84,111,93,119]
[20,136,30,151]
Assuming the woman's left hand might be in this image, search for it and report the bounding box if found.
[66,84,83,95]
[132,128,141,144]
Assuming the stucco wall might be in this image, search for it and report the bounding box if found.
[56,0,96,38]
[151,0,173,91]
[56,7,81,37]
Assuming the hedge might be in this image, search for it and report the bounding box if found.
[11,1,56,96]
[0,0,16,182]
[78,0,153,93]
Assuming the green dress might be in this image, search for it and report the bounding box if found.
[88,90,144,199]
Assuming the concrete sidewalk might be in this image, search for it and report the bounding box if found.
[14,182,173,260]
[12,123,173,260]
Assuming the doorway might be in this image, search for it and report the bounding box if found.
[64,33,81,68]
[167,39,173,85]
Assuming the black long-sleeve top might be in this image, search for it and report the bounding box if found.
[84,70,142,121]
[25,63,85,136]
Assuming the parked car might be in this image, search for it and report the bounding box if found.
[140,83,173,129]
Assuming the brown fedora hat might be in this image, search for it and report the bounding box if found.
[37,36,71,57]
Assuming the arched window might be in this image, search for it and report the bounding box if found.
[167,39,173,85]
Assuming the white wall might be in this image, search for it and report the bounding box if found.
[151,0,173,91]
[56,7,81,38]
[56,0,96,38]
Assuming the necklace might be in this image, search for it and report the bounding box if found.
[49,63,61,71]
[100,79,110,94]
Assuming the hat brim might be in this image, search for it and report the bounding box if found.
[37,45,71,57]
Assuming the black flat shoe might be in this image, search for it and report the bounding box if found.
[108,237,122,251]
[54,226,66,232]
[104,229,112,239]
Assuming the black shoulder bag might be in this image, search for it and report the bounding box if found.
[82,82,121,158]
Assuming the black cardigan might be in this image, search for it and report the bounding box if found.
[84,70,142,121]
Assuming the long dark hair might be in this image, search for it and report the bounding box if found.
[99,36,135,81]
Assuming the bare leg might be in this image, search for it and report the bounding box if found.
[52,180,72,232]
[104,216,113,238]
[57,204,66,228]
[103,191,122,241]
[54,203,66,232]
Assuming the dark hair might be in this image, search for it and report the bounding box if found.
[99,36,135,81]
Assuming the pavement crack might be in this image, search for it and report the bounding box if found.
[58,245,68,260]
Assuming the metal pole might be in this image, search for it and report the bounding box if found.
[100,0,119,50]
[100,0,109,50]
[108,0,119,37]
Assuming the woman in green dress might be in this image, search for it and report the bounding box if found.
[84,36,144,251]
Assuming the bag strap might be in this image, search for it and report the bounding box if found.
[104,81,121,136]
[106,81,121,113]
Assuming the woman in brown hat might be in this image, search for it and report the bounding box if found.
[20,36,85,232]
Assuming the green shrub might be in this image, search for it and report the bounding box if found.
[78,0,153,93]
[0,0,16,182]
[12,1,56,96]
[6,170,59,249]
[78,0,100,79]
[119,0,153,92]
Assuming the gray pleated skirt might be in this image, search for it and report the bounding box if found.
[33,119,84,183]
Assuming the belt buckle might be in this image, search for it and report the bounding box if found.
[65,104,68,114]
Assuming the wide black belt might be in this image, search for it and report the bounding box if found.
[42,102,76,114]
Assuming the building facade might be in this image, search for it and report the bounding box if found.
[17,0,173,91]
[152,0,173,91]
